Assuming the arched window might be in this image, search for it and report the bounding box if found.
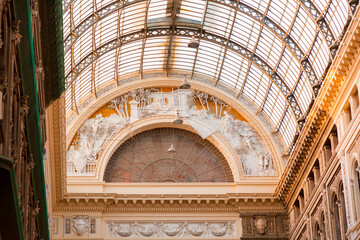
[321,212,326,240]
[104,128,234,183]
[332,194,341,240]
[353,160,360,220]
[293,199,300,221]
[339,183,348,237]
[314,222,321,240]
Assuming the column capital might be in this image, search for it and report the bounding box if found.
[323,145,331,150]
[341,108,350,115]
[337,149,345,159]
[349,94,357,103]
[329,132,337,137]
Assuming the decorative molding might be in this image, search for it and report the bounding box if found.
[48,94,67,201]
[106,221,235,238]
[240,214,289,238]
[54,195,286,213]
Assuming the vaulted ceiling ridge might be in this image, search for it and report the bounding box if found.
[276,6,360,203]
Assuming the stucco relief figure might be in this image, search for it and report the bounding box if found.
[67,113,126,174]
[67,145,85,173]
[220,111,233,136]
[254,217,267,235]
[257,152,265,172]
[257,152,272,173]
[68,88,276,176]
[72,216,88,235]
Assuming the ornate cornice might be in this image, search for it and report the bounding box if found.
[276,9,360,203]
[48,94,67,202]
[53,194,285,213]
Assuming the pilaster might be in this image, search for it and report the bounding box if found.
[329,132,338,155]
[349,95,358,119]
[339,151,352,227]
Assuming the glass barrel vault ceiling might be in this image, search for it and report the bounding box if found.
[63,0,356,152]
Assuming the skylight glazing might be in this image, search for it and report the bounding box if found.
[63,0,355,152]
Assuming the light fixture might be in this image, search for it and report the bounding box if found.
[188,36,199,48]
[173,111,183,124]
[179,77,191,89]
[167,144,176,153]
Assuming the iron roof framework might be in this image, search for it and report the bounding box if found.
[63,0,357,152]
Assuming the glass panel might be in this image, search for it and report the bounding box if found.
[64,0,353,150]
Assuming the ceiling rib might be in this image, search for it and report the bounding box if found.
[296,0,335,55]
[165,0,180,77]
[214,0,240,87]
[140,1,151,79]
[190,0,209,79]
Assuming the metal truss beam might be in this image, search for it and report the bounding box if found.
[63,0,317,93]
[63,0,75,14]
[349,0,360,14]
[297,0,335,50]
[191,0,209,79]
[165,0,180,76]
[140,1,150,79]
[209,0,317,92]
[64,0,145,53]
[215,0,240,86]
[65,27,304,125]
